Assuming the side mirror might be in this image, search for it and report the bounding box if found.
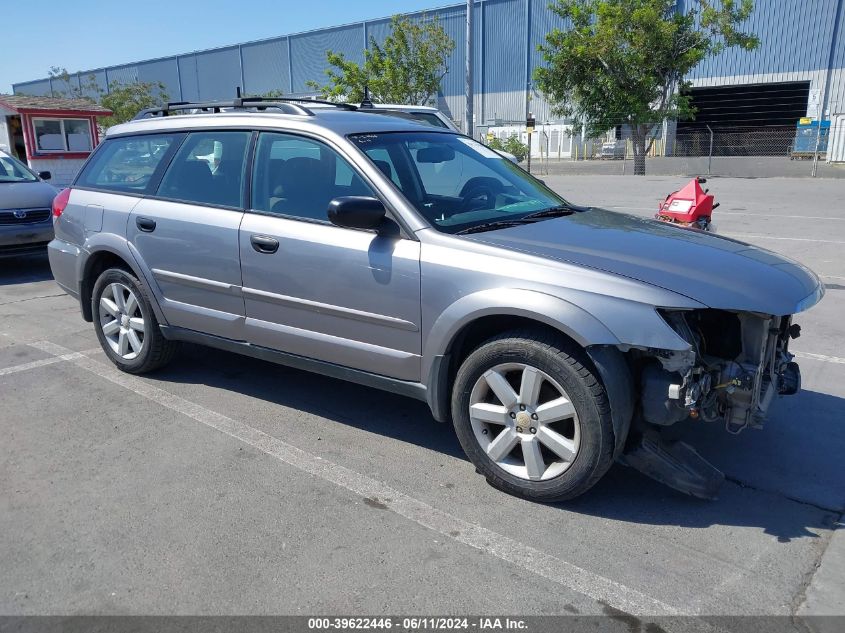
[38,171,52,181]
[328,196,386,231]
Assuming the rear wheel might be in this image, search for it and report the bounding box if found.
[92,268,178,374]
[451,331,615,501]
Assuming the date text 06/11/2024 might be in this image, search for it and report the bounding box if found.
[307,617,528,630]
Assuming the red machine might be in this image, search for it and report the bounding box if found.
[656,177,719,231]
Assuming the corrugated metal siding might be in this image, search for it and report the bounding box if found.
[689,69,826,89]
[290,24,365,93]
[482,0,525,122]
[828,68,845,114]
[827,113,845,160]
[107,65,139,86]
[530,0,571,122]
[14,79,52,96]
[429,5,467,99]
[241,38,290,95]
[80,70,108,99]
[834,0,845,69]
[137,59,181,101]
[177,56,199,102]
[195,47,242,100]
[364,17,392,48]
[474,0,483,127]
[689,0,840,79]
[430,5,470,124]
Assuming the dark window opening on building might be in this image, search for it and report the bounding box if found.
[675,82,811,157]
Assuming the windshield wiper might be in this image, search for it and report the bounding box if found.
[455,220,532,235]
[519,205,579,220]
[455,205,579,235]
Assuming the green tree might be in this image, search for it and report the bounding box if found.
[307,14,455,105]
[534,0,759,174]
[489,135,529,162]
[244,89,286,98]
[100,81,169,127]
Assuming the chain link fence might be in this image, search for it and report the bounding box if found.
[478,120,845,178]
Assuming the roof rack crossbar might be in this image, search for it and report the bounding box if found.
[132,96,356,121]
[247,96,358,111]
[133,101,311,120]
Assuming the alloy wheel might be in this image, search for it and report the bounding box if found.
[98,282,146,360]
[468,362,581,481]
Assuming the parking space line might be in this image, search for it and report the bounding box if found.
[794,351,845,365]
[0,355,68,376]
[0,348,101,377]
[27,339,682,617]
[728,234,845,244]
[718,212,845,221]
[607,206,845,222]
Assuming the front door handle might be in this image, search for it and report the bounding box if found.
[136,217,156,232]
[250,234,279,254]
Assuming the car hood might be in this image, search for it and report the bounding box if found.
[0,181,58,210]
[465,208,824,315]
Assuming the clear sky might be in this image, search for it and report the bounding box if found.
[0,0,445,93]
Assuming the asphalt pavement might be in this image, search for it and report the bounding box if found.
[0,175,842,626]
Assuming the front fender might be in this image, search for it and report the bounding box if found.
[421,288,697,421]
[422,288,619,379]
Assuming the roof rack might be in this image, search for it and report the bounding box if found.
[132,94,357,121]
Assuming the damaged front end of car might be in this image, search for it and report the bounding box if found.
[620,308,805,499]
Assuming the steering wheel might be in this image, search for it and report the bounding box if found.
[460,177,504,211]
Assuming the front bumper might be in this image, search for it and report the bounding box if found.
[0,221,54,257]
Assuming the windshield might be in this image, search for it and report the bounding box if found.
[349,131,569,234]
[0,151,38,183]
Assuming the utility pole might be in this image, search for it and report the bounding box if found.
[465,0,474,138]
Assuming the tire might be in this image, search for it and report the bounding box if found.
[91,267,179,374]
[451,330,614,502]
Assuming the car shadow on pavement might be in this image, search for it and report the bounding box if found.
[154,344,841,543]
[565,462,840,543]
[159,343,466,460]
[0,253,53,286]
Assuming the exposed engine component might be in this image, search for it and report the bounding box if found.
[640,309,802,434]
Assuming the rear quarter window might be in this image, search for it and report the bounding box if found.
[75,134,178,194]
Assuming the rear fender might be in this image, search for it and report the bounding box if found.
[79,233,168,326]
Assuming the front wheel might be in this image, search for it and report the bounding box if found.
[92,267,179,374]
[451,331,615,502]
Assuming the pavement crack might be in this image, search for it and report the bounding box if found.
[0,293,65,306]
[724,474,843,514]
[791,512,842,619]
[728,463,845,620]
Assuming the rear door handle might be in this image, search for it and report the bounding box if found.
[250,234,279,254]
[136,217,156,232]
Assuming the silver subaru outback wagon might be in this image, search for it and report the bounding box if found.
[48,98,823,502]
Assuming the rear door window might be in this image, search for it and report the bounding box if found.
[75,134,178,193]
[156,131,251,208]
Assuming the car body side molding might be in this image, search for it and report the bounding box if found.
[159,325,428,403]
